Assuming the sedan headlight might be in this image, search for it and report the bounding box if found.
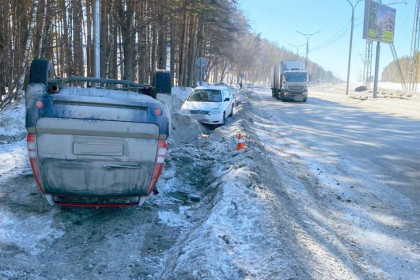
[210,108,221,115]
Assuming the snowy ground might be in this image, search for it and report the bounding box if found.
[378,82,420,93]
[0,83,419,279]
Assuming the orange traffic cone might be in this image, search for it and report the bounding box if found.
[236,133,247,150]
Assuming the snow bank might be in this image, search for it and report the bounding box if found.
[167,87,209,143]
[0,99,26,139]
[157,91,324,279]
[378,82,420,93]
[0,100,28,185]
[171,87,192,106]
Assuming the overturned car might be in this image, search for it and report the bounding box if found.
[25,59,171,207]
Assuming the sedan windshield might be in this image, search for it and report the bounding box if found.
[188,90,222,102]
[285,73,307,82]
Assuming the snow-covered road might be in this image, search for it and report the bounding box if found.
[0,84,419,279]
[244,84,420,279]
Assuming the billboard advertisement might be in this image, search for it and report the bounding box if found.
[363,0,396,43]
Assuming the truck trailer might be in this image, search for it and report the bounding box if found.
[271,61,308,102]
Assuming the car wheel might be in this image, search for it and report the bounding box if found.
[303,98,307,102]
[229,105,233,117]
[222,112,226,125]
[29,59,53,85]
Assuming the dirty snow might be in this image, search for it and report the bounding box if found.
[0,99,25,137]
[0,99,28,185]
[0,84,419,279]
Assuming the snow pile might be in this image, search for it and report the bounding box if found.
[0,139,29,186]
[156,91,327,279]
[171,86,192,110]
[0,100,29,185]
[0,99,26,139]
[167,86,208,143]
[378,82,420,93]
[159,146,302,278]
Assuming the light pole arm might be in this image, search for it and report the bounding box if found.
[296,31,321,69]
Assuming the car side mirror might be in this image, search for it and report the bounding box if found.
[224,97,230,102]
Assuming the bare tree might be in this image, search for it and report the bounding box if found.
[0,0,339,112]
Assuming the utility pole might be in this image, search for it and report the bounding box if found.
[345,0,363,95]
[373,42,380,98]
[94,0,100,79]
[296,31,321,69]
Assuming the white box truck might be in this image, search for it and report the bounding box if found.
[271,61,308,102]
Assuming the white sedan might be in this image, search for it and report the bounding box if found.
[181,86,234,125]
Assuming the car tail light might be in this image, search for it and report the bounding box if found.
[154,108,162,116]
[35,100,44,108]
[27,133,46,194]
[147,140,167,195]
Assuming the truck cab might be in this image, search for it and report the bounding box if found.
[271,61,308,102]
[280,70,308,102]
[25,59,171,207]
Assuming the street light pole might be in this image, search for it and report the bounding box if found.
[289,43,305,57]
[296,31,321,69]
[345,0,362,95]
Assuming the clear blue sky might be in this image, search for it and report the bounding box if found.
[238,0,414,82]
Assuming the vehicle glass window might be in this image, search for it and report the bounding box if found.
[188,90,222,102]
[285,73,307,82]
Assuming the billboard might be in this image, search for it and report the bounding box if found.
[363,0,396,43]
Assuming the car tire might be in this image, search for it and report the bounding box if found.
[29,59,53,85]
[222,112,226,125]
[303,98,307,102]
[229,105,233,117]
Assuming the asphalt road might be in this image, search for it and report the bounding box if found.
[246,85,420,278]
[254,85,420,201]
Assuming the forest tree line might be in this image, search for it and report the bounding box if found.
[0,0,337,106]
[381,52,420,83]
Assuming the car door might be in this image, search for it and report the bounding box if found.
[223,89,232,116]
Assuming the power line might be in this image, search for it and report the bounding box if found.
[312,16,363,51]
